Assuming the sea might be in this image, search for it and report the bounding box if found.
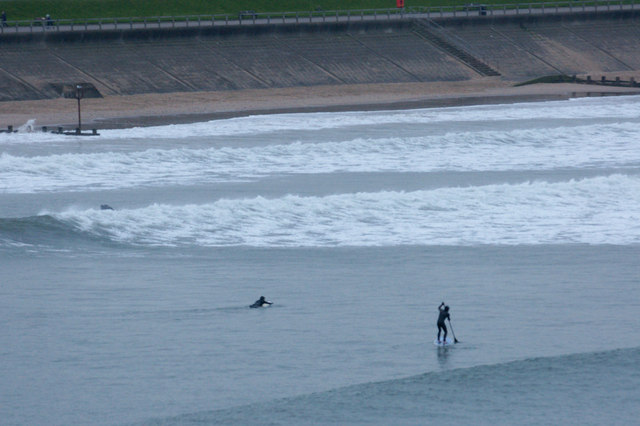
[1,95,639,425]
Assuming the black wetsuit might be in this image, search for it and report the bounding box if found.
[437,305,450,342]
[250,297,271,308]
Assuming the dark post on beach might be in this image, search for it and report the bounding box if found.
[76,84,84,133]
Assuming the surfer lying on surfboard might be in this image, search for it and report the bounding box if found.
[437,302,451,344]
[250,296,272,308]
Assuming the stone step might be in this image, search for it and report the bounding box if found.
[413,20,501,77]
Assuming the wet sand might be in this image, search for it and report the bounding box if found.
[1,79,639,130]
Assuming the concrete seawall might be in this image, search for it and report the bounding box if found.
[1,10,639,102]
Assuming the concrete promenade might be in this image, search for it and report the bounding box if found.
[1,2,638,35]
[1,7,639,123]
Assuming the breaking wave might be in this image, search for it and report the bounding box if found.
[3,174,638,248]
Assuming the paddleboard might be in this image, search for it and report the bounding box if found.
[433,337,454,347]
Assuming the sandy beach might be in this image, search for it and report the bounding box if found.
[2,78,640,130]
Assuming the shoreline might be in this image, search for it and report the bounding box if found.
[1,80,640,130]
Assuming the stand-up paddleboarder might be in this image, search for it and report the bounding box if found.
[437,302,451,344]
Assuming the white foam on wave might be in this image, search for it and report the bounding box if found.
[2,121,639,194]
[53,174,640,247]
[96,94,640,140]
[17,119,37,133]
[1,95,639,145]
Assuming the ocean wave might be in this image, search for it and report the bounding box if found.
[135,346,640,425]
[98,94,640,139]
[0,214,115,249]
[3,174,634,248]
[2,96,639,146]
[1,121,639,194]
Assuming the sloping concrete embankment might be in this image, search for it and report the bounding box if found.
[0,10,639,102]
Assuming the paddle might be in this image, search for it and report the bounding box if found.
[448,319,459,343]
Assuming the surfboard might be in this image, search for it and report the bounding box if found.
[433,337,454,347]
[250,301,273,308]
